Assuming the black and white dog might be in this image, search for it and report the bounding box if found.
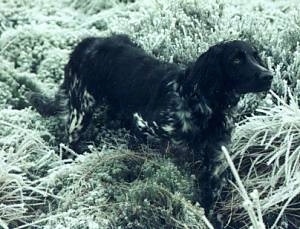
[28,34,272,217]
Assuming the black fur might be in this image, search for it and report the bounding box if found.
[28,34,272,222]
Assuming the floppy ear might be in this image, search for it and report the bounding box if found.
[184,44,224,97]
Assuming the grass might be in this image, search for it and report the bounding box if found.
[223,89,300,228]
[0,0,299,228]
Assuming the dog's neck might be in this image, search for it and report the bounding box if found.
[178,67,240,112]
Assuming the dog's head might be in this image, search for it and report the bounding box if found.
[187,40,272,98]
[220,40,273,94]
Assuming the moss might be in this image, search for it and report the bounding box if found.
[114,159,200,228]
[0,57,42,109]
[37,48,69,85]
[67,0,136,14]
[37,150,204,228]
[0,1,33,33]
[0,25,74,73]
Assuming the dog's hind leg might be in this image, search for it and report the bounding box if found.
[67,78,96,150]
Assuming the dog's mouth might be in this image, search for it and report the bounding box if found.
[236,79,272,94]
[252,79,272,92]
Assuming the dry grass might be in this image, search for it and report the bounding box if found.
[218,89,300,228]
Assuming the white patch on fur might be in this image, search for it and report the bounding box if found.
[176,111,192,132]
[133,113,157,135]
[171,138,183,145]
[71,75,80,90]
[162,124,175,134]
[196,103,212,115]
[179,85,183,93]
[177,110,191,119]
[167,80,175,87]
[69,109,77,132]
[173,82,178,91]
[172,91,194,133]
[212,153,227,176]
[167,80,179,92]
[182,120,192,132]
[168,117,174,122]
[69,109,83,134]
[133,113,147,128]
[83,89,95,109]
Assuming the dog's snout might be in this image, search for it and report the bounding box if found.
[259,71,273,81]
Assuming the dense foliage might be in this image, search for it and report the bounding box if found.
[0,0,299,228]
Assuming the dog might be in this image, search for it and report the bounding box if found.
[28,34,272,220]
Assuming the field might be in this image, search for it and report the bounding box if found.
[0,0,299,228]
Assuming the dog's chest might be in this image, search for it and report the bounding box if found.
[132,85,196,145]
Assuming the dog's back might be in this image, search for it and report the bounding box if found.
[28,34,183,147]
[64,35,179,112]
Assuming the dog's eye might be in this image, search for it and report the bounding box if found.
[232,52,244,65]
[232,58,241,64]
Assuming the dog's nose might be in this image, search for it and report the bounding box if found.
[259,72,273,81]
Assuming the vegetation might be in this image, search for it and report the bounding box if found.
[0,0,299,228]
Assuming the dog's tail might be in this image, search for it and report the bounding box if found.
[26,88,67,116]
[26,61,72,116]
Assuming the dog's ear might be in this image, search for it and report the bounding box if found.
[185,44,224,97]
